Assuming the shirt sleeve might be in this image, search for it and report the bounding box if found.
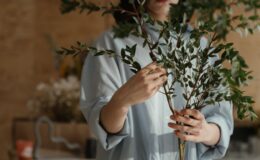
[79,37,130,151]
[196,100,234,159]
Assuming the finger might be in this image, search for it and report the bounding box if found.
[174,130,199,142]
[152,75,167,87]
[139,65,158,75]
[170,114,201,127]
[150,85,160,96]
[168,122,199,135]
[148,76,167,95]
[149,79,167,94]
[180,109,204,120]
[143,62,158,71]
[154,66,167,75]
[146,70,167,80]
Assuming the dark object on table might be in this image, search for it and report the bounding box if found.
[84,138,97,158]
[228,126,259,154]
[231,126,258,142]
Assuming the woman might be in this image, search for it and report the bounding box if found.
[80,0,233,159]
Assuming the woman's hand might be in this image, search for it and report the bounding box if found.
[168,109,221,146]
[100,62,167,134]
[112,62,167,108]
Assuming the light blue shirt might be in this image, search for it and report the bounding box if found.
[80,24,233,160]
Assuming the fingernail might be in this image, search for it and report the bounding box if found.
[171,115,176,120]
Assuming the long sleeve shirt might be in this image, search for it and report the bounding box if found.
[80,23,234,160]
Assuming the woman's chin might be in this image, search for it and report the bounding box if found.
[156,0,168,3]
[147,0,172,18]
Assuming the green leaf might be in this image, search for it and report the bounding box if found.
[122,59,131,64]
[188,81,194,87]
[183,93,188,100]
[132,61,141,70]
[130,44,137,57]
[121,49,126,59]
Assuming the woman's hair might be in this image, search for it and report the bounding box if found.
[113,0,148,24]
[113,0,185,24]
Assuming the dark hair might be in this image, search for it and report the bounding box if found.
[113,0,187,24]
[113,0,147,24]
[170,0,194,23]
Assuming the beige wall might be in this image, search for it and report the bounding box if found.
[0,1,259,159]
[0,0,109,159]
[227,32,260,114]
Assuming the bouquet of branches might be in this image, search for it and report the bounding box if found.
[57,0,259,159]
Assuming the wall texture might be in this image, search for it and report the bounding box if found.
[0,1,259,160]
[0,0,108,159]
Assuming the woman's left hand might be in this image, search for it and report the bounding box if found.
[168,109,221,146]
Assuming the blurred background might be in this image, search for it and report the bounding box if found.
[0,0,260,160]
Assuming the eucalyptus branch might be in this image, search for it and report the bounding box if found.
[144,29,176,114]
[185,32,218,108]
[130,2,177,114]
[185,64,203,109]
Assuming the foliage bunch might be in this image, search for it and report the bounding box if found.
[58,0,258,119]
[171,0,260,39]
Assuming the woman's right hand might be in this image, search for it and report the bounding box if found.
[111,62,168,109]
[100,62,167,134]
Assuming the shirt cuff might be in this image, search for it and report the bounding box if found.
[86,96,130,151]
[197,115,232,159]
